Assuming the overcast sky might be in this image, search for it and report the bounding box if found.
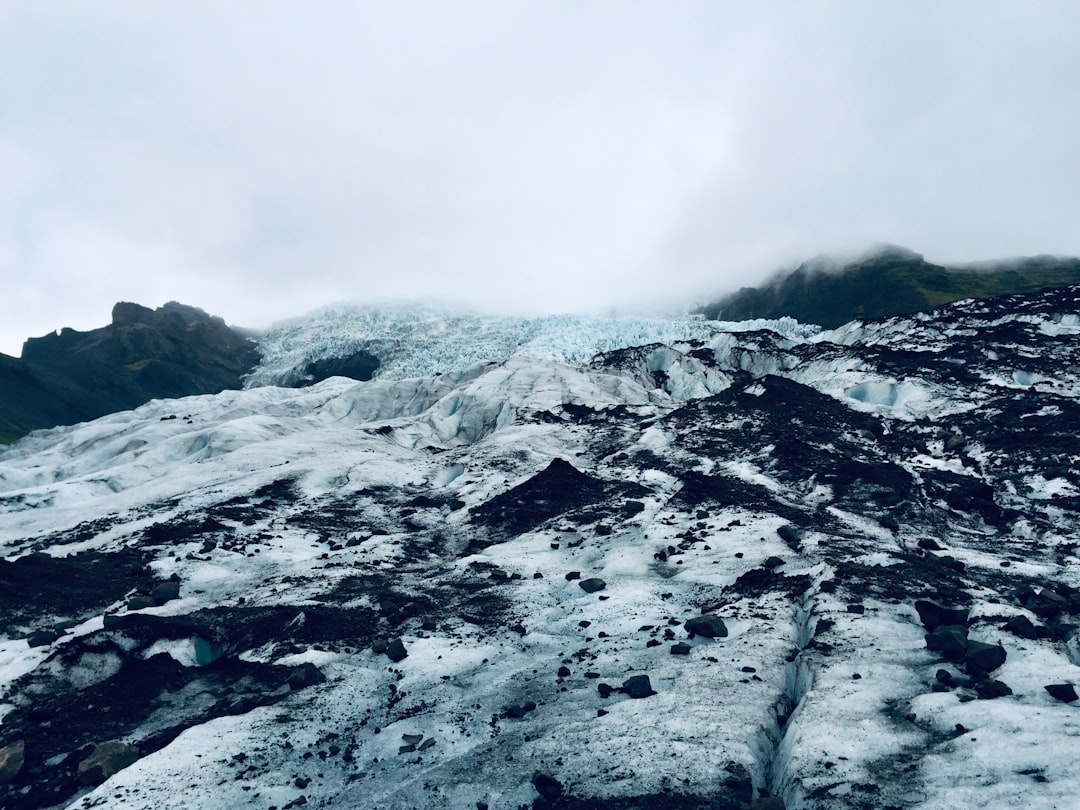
[2,2,1079,355]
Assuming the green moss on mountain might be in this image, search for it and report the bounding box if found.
[699,246,1080,328]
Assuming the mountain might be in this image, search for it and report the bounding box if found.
[2,285,1079,809]
[698,245,1080,328]
[0,302,260,444]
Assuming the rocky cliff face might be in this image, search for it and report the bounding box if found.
[699,245,1080,328]
[0,302,260,443]
[1,285,1079,809]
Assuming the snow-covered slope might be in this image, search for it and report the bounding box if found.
[2,287,1080,810]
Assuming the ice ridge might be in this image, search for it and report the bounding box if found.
[245,304,820,387]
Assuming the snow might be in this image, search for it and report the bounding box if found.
[3,289,1080,809]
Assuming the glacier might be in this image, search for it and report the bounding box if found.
[244,303,820,388]
[1,287,1080,810]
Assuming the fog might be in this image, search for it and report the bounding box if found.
[3,2,1079,354]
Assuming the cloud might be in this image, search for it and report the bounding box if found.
[2,1,1079,354]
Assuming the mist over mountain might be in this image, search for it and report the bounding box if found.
[699,246,1080,328]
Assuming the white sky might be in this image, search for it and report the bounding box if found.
[2,1,1079,355]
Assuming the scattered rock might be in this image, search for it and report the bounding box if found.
[0,739,25,784]
[621,674,655,698]
[386,639,408,662]
[670,642,691,655]
[565,571,581,581]
[578,578,606,594]
[1044,683,1079,703]
[685,614,728,638]
[76,741,140,786]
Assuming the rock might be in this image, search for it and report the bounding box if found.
[126,594,157,611]
[26,628,59,647]
[965,641,1006,673]
[753,797,787,810]
[846,604,865,615]
[287,663,326,690]
[76,741,140,786]
[925,625,968,659]
[777,525,802,548]
[621,674,655,698]
[763,556,785,570]
[1026,588,1069,619]
[1044,683,1079,703]
[976,679,1013,699]
[386,639,408,663]
[557,665,571,677]
[531,770,564,801]
[564,571,581,581]
[0,739,25,784]
[915,600,968,630]
[670,642,691,655]
[685,614,728,638]
[151,580,181,604]
[917,537,943,551]
[579,578,606,593]
[597,682,614,698]
[1005,615,1038,639]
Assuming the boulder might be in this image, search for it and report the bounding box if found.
[1044,683,1079,703]
[151,580,181,605]
[76,741,140,786]
[914,600,969,630]
[386,638,408,663]
[1005,615,1038,639]
[925,625,968,660]
[670,642,691,656]
[578,578,606,594]
[287,663,326,691]
[26,628,59,647]
[685,614,729,638]
[126,594,157,611]
[621,674,655,699]
[1026,588,1069,619]
[965,641,1006,673]
[975,679,1013,700]
[531,770,564,801]
[0,739,25,784]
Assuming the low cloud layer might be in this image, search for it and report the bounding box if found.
[3,2,1079,354]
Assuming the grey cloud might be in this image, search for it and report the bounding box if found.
[2,2,1079,354]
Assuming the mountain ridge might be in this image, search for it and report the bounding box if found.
[0,302,259,444]
[698,245,1080,328]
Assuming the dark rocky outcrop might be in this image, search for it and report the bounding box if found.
[0,302,259,443]
[698,246,1080,328]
